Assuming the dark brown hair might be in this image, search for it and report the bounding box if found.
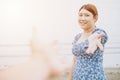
[79,4,98,19]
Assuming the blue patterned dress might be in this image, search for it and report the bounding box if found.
[72,28,108,80]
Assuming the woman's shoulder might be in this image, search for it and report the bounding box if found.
[72,32,82,44]
[93,28,107,34]
[74,32,82,40]
[93,27,108,44]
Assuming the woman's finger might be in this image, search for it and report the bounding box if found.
[86,44,97,54]
[97,32,105,39]
[97,39,104,51]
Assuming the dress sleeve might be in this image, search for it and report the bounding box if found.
[93,28,108,45]
[72,33,81,45]
[101,30,108,45]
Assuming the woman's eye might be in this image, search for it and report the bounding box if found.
[86,14,90,17]
[85,14,89,17]
[79,14,82,16]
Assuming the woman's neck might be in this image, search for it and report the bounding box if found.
[83,26,96,34]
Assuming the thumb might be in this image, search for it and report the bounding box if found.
[97,39,104,51]
[98,32,105,39]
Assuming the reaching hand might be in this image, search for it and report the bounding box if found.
[0,26,70,80]
[86,32,105,54]
[30,26,69,78]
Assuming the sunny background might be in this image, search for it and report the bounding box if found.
[0,0,120,68]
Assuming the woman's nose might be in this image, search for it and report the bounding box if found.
[80,16,86,20]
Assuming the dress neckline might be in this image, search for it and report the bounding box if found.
[75,28,98,45]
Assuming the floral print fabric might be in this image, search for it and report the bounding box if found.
[72,28,108,80]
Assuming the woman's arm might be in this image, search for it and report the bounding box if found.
[0,27,70,80]
[86,32,105,54]
[86,28,108,54]
[69,56,76,80]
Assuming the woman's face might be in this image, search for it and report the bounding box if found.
[78,9,96,30]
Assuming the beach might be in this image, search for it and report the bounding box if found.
[49,68,120,80]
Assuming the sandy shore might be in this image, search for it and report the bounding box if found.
[49,68,120,80]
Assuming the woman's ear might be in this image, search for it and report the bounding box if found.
[94,15,98,22]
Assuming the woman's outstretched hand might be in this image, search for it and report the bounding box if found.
[30,26,70,78]
[86,32,105,54]
[0,26,70,80]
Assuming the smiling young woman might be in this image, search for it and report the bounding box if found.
[69,4,108,80]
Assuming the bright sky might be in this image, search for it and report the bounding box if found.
[0,0,120,44]
[0,0,120,68]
